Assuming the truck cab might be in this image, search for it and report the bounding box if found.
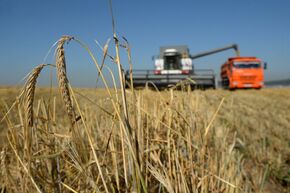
[221,57,266,89]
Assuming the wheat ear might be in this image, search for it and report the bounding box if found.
[24,64,46,127]
[55,36,76,126]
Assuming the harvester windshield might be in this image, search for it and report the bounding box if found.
[164,53,181,70]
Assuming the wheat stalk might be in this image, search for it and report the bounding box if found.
[0,149,5,181]
[55,36,76,126]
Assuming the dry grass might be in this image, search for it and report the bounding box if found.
[0,36,289,193]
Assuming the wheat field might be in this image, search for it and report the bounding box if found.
[0,85,289,193]
[0,36,289,193]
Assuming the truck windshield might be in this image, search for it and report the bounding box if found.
[234,62,261,69]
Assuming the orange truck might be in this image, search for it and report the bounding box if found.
[221,57,267,89]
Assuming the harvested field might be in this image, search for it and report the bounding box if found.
[0,87,289,193]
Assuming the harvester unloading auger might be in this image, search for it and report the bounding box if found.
[125,44,240,89]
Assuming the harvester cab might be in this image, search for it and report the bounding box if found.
[125,44,239,89]
[154,46,193,75]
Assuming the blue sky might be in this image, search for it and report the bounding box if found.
[0,0,289,87]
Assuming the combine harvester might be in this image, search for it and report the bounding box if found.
[220,57,267,90]
[125,44,240,89]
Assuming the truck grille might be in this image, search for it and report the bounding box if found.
[240,75,256,82]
